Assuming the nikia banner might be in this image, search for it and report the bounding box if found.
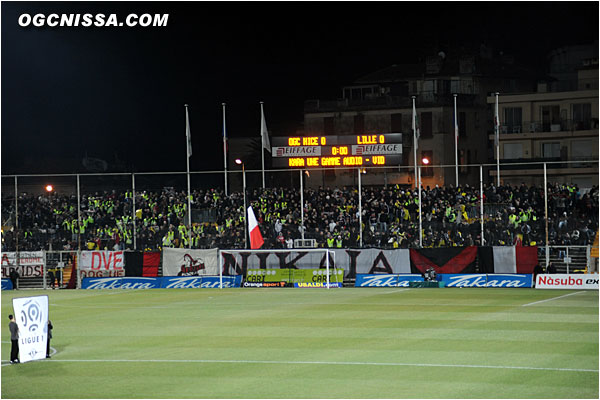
[221,249,411,278]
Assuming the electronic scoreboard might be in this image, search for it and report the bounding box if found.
[271,133,403,168]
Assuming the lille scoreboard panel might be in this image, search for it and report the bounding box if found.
[271,133,402,168]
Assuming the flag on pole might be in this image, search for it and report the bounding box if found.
[494,94,500,147]
[454,109,459,144]
[412,100,420,149]
[185,106,192,158]
[222,104,228,155]
[247,206,264,249]
[261,104,271,153]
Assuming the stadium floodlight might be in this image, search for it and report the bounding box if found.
[45,184,54,193]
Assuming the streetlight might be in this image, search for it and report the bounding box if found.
[235,159,248,249]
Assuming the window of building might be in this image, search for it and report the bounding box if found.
[572,103,592,130]
[542,142,560,158]
[389,82,408,96]
[354,114,364,134]
[503,143,523,159]
[324,117,334,135]
[459,149,471,173]
[420,112,433,138]
[540,105,560,131]
[390,113,402,132]
[572,140,594,159]
[504,107,522,133]
[421,150,433,177]
[402,146,410,166]
[459,112,467,137]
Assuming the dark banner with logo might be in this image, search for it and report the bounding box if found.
[410,247,478,274]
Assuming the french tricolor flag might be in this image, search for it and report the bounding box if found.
[247,206,264,249]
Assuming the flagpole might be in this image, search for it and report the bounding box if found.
[495,92,500,187]
[480,165,484,245]
[222,103,228,196]
[242,164,247,249]
[185,104,192,249]
[358,168,363,248]
[544,162,549,268]
[418,164,422,248]
[412,96,418,190]
[260,101,266,189]
[454,93,459,187]
[300,169,304,241]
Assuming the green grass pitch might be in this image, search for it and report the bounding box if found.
[2,287,598,398]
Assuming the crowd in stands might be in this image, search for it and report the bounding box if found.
[1,183,598,252]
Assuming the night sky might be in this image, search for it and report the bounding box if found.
[1,1,597,174]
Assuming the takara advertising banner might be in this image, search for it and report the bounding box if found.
[1,251,44,278]
[535,274,599,290]
[162,248,219,276]
[355,274,424,287]
[12,295,49,363]
[440,274,533,288]
[221,249,411,278]
[161,276,242,289]
[81,276,242,289]
[79,251,125,271]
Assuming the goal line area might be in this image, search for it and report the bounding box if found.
[218,249,343,288]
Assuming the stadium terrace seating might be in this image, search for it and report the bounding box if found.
[1,184,597,252]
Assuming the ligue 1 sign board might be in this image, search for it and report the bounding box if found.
[12,295,49,363]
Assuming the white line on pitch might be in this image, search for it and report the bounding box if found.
[1,347,56,366]
[3,358,596,372]
[522,291,585,307]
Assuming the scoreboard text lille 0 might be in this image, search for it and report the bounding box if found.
[271,133,403,168]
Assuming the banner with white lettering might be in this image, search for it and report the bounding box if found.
[162,248,219,277]
[12,295,49,363]
[220,249,411,278]
[1,251,44,278]
[79,251,125,271]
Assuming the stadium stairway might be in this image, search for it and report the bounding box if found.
[541,246,589,273]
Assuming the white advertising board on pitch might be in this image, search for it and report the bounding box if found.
[12,295,49,362]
